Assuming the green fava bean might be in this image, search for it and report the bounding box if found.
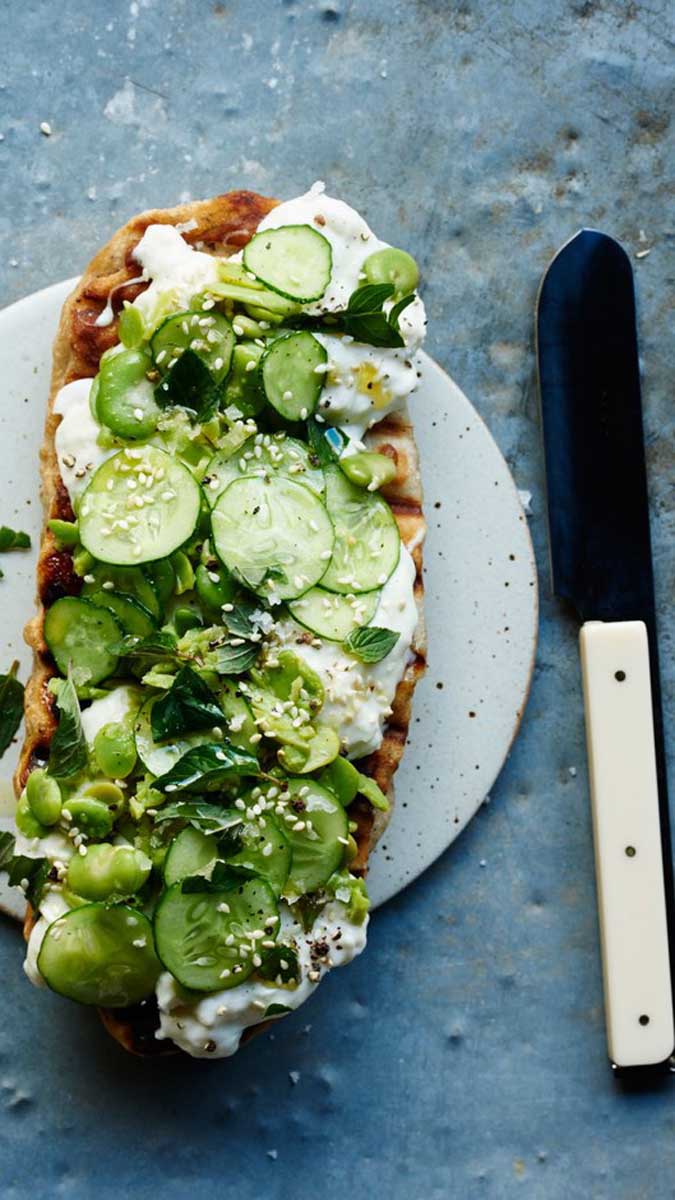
[15,793,50,839]
[339,451,396,492]
[83,781,126,814]
[26,769,63,826]
[195,562,237,616]
[66,797,114,839]
[97,347,160,440]
[174,606,203,636]
[363,246,419,296]
[67,844,152,901]
[94,721,137,779]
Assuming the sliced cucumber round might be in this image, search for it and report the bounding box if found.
[44,597,122,686]
[211,474,334,600]
[87,590,157,638]
[151,309,235,383]
[38,904,159,1007]
[320,465,400,594]
[81,564,162,620]
[79,447,201,566]
[227,814,291,898]
[259,331,326,421]
[202,434,325,509]
[219,679,257,749]
[154,876,278,992]
[134,696,217,777]
[283,778,348,896]
[164,827,216,887]
[288,585,380,642]
[96,347,161,440]
[243,225,332,303]
[163,815,291,898]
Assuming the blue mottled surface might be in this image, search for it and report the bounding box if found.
[1,2,674,1197]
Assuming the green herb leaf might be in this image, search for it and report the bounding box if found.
[156,742,264,794]
[205,641,259,676]
[0,830,15,868]
[263,1003,293,1017]
[155,348,221,419]
[151,665,224,742]
[0,661,24,758]
[0,526,31,552]
[346,283,395,314]
[181,861,257,894]
[388,292,415,329]
[114,630,179,662]
[306,418,347,467]
[343,625,400,664]
[4,853,50,908]
[257,944,300,984]
[223,597,259,641]
[48,669,88,778]
[153,800,243,835]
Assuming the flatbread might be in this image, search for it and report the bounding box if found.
[19,191,426,1054]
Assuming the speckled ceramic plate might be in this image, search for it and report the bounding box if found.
[0,279,537,920]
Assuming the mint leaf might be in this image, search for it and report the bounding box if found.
[153,800,243,836]
[155,348,221,419]
[48,669,87,778]
[156,742,264,794]
[343,625,400,664]
[0,526,31,551]
[257,944,300,984]
[0,830,15,868]
[3,850,50,908]
[0,661,24,758]
[151,665,224,742]
[181,861,257,894]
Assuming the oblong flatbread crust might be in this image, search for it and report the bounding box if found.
[19,190,426,1054]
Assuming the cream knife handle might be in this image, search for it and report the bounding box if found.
[580,620,674,1068]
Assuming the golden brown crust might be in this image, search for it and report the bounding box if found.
[19,189,426,1055]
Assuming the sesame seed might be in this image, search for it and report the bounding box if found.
[245,360,257,372]
[134,407,144,421]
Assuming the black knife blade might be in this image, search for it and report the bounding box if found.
[537,229,674,1069]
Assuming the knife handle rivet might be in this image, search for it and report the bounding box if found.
[639,1014,650,1027]
[625,845,636,858]
[614,670,627,682]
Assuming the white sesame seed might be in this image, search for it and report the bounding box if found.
[245,360,257,373]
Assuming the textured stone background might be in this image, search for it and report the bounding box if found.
[0,2,674,1197]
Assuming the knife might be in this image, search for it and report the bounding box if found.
[536,229,674,1071]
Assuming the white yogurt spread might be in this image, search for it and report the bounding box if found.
[53,379,112,506]
[273,545,418,759]
[156,900,368,1058]
[132,224,221,322]
[23,889,70,988]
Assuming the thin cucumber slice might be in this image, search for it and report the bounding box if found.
[79,446,201,566]
[259,332,326,421]
[81,564,162,620]
[227,814,291,898]
[243,225,332,303]
[320,465,400,594]
[44,597,122,686]
[134,696,217,777]
[163,815,291,898]
[202,434,325,509]
[37,905,159,1007]
[96,348,161,440]
[283,778,348,896]
[288,585,380,642]
[151,309,235,383]
[154,876,278,992]
[144,558,176,609]
[87,590,157,638]
[211,474,334,600]
[164,827,216,887]
[219,679,257,749]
